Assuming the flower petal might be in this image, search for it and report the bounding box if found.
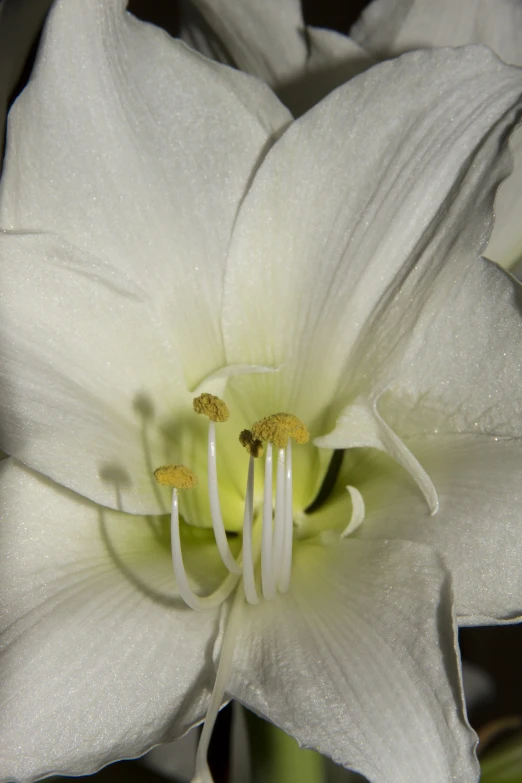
[181,0,308,86]
[350,435,522,625]
[0,232,191,513]
[485,126,522,273]
[351,0,522,273]
[182,0,372,116]
[222,47,522,427]
[278,27,374,117]
[351,0,522,66]
[0,0,290,389]
[0,458,220,782]
[229,538,477,783]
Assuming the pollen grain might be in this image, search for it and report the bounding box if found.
[154,464,198,489]
[193,392,230,422]
[239,429,264,458]
[251,413,309,449]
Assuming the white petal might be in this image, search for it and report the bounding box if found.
[222,47,522,425]
[182,1,372,116]
[229,539,477,783]
[181,0,308,86]
[278,27,374,117]
[351,0,522,274]
[0,232,190,513]
[0,459,220,782]
[485,126,522,272]
[351,0,522,66]
[142,731,198,782]
[0,0,290,389]
[352,435,522,624]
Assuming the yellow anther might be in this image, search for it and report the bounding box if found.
[193,392,230,423]
[239,429,264,458]
[154,464,198,489]
[251,413,310,449]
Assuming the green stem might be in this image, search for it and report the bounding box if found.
[246,711,325,783]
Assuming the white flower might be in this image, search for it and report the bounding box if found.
[1,1,522,782]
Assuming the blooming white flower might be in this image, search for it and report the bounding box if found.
[1,1,522,782]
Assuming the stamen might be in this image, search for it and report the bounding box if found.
[341,485,366,537]
[193,393,241,576]
[252,412,309,449]
[193,392,230,423]
[278,439,294,593]
[241,454,259,605]
[272,447,286,580]
[261,441,276,600]
[154,464,198,489]
[170,488,240,611]
[251,412,309,601]
[207,421,242,575]
[192,586,244,783]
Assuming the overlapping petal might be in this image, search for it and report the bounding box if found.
[0,0,290,390]
[181,0,308,86]
[0,232,189,513]
[229,539,476,783]
[182,0,372,116]
[0,458,222,782]
[222,47,522,431]
[351,0,522,66]
[351,0,522,273]
[349,435,522,625]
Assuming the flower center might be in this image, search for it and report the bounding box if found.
[153,394,310,611]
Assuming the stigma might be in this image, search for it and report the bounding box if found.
[154,396,309,611]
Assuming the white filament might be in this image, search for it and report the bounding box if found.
[272,447,286,580]
[341,485,366,537]
[192,586,244,783]
[208,421,242,575]
[278,440,294,593]
[171,490,239,611]
[261,442,276,600]
[241,455,259,605]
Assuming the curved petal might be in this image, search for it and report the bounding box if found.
[351,0,522,66]
[181,0,308,86]
[0,232,191,513]
[277,27,374,117]
[485,126,522,273]
[229,538,477,783]
[350,0,522,273]
[182,0,372,116]
[222,47,522,429]
[0,0,290,389]
[0,458,221,782]
[349,435,522,625]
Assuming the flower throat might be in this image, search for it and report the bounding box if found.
[153,393,310,611]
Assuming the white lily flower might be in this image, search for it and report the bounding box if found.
[351,0,522,277]
[1,1,522,782]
